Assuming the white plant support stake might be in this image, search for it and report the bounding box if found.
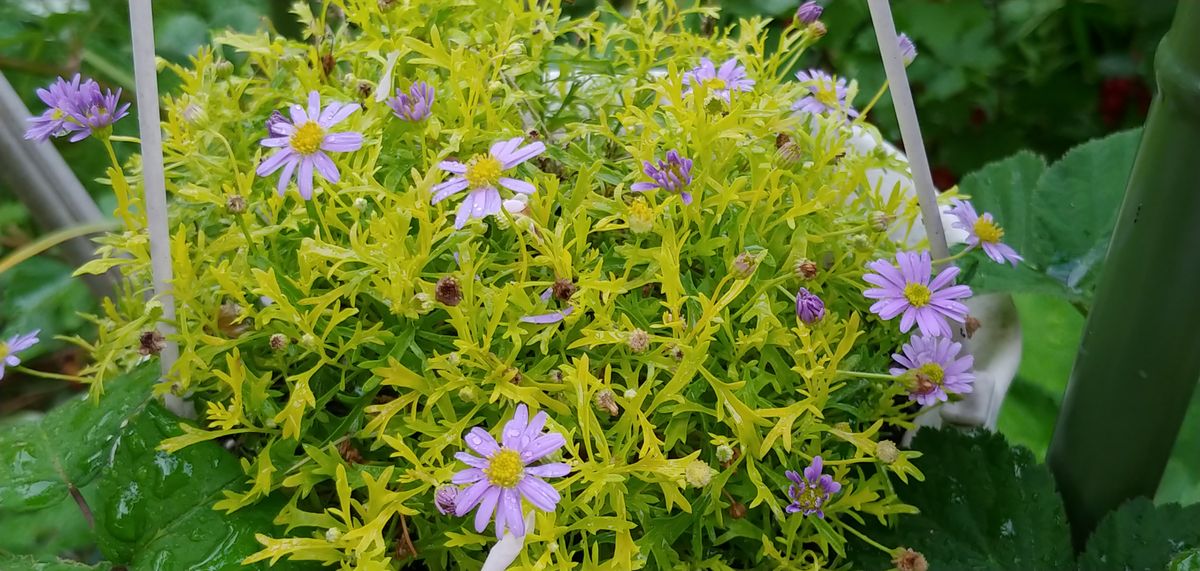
[866,0,994,428]
[128,0,190,417]
[865,0,950,261]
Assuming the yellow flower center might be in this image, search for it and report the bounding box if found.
[902,283,932,308]
[703,77,727,91]
[289,121,325,155]
[815,82,840,108]
[915,363,945,385]
[485,448,524,488]
[465,155,503,189]
[974,217,1005,244]
[0,343,8,361]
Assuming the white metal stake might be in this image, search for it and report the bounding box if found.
[128,0,190,417]
[865,0,951,261]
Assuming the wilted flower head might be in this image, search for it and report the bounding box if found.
[627,328,650,353]
[436,276,463,306]
[949,199,1023,266]
[863,251,972,337]
[452,404,570,538]
[631,150,694,205]
[434,486,458,515]
[0,330,40,381]
[898,33,918,66]
[25,75,130,142]
[784,456,841,518]
[795,258,818,280]
[890,333,975,406]
[387,81,435,122]
[893,548,929,571]
[682,57,755,102]
[684,460,714,488]
[433,137,546,229]
[875,440,900,464]
[796,1,823,25]
[792,69,858,118]
[626,197,656,234]
[795,288,826,324]
[256,91,364,199]
[138,330,165,356]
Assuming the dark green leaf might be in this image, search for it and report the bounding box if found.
[0,365,158,511]
[0,484,97,558]
[0,555,110,571]
[1170,548,1200,571]
[1080,498,1200,571]
[94,401,305,570]
[848,429,1073,571]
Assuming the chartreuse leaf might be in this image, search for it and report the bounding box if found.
[1079,498,1200,571]
[848,429,1073,571]
[94,401,308,570]
[0,555,110,570]
[0,365,158,512]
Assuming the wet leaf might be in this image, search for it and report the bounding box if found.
[0,365,157,512]
[0,555,110,571]
[1080,498,1200,571]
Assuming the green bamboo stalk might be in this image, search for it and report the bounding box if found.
[1047,0,1200,545]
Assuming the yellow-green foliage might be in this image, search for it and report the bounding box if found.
[79,0,935,568]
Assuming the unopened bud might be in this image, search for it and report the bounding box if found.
[892,548,928,571]
[728,500,748,519]
[301,333,317,348]
[594,389,619,416]
[684,460,714,488]
[809,20,828,39]
[436,276,462,306]
[965,315,981,338]
[214,60,234,79]
[434,486,458,515]
[377,0,399,10]
[552,278,577,301]
[732,251,758,278]
[458,385,478,402]
[337,440,363,464]
[667,344,684,362]
[777,140,804,165]
[876,440,899,464]
[869,210,893,231]
[414,292,433,313]
[849,233,872,252]
[325,528,341,543]
[627,328,650,353]
[226,195,247,214]
[715,444,734,463]
[138,330,165,356]
[353,197,369,212]
[624,388,637,399]
[795,258,818,280]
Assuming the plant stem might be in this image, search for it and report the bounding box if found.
[1047,0,1200,546]
[835,370,897,382]
[838,520,894,555]
[108,135,141,144]
[11,365,89,383]
[0,220,119,276]
[304,199,331,239]
[857,80,891,120]
[932,248,970,265]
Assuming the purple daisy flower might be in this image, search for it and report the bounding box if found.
[387,81,435,122]
[949,199,1023,267]
[0,330,40,381]
[25,75,87,142]
[898,33,918,66]
[434,137,546,229]
[65,82,131,141]
[890,333,975,406]
[863,251,972,337]
[682,57,755,102]
[796,1,823,25]
[796,288,826,324]
[792,69,859,118]
[256,91,364,199]
[785,456,841,518]
[631,150,694,205]
[452,404,571,538]
[522,288,575,325]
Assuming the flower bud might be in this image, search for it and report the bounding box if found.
[552,278,577,301]
[728,500,748,519]
[731,251,758,278]
[892,548,928,571]
[436,276,462,306]
[795,288,826,324]
[226,195,247,214]
[269,333,288,351]
[325,528,342,543]
[627,328,650,353]
[796,1,823,25]
[627,197,655,234]
[353,197,369,212]
[795,258,818,280]
[138,330,165,356]
[849,233,872,252]
[434,486,458,515]
[869,210,893,231]
[875,439,899,464]
[458,385,479,402]
[594,389,619,416]
[684,460,714,488]
[715,444,735,463]
[214,60,234,79]
[624,388,637,399]
[337,440,363,464]
[809,20,828,39]
[414,292,433,313]
[965,315,981,338]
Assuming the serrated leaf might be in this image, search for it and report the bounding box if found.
[0,365,158,512]
[847,429,1073,571]
[93,401,307,570]
[1080,498,1200,571]
[0,554,110,571]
